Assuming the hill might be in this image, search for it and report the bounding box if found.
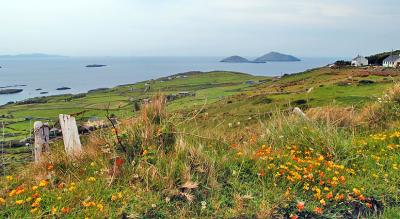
[220,55,250,63]
[1,67,400,218]
[367,50,400,65]
[254,51,301,62]
[0,53,67,59]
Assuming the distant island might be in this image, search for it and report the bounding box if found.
[221,52,300,63]
[56,86,71,91]
[0,89,23,95]
[0,53,67,58]
[254,52,301,62]
[86,64,107,68]
[220,56,250,63]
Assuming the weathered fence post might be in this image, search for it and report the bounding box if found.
[59,114,82,156]
[34,121,50,163]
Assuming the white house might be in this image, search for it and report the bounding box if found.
[351,55,368,67]
[383,55,400,68]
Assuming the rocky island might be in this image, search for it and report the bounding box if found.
[56,86,71,91]
[253,52,301,62]
[86,64,107,68]
[0,89,23,95]
[220,56,250,63]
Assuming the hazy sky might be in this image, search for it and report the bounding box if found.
[1,0,399,57]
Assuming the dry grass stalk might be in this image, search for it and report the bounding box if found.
[306,106,356,127]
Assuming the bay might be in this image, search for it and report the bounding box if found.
[0,56,339,105]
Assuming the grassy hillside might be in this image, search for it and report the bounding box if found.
[1,66,400,218]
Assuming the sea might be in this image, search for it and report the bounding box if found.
[0,56,340,105]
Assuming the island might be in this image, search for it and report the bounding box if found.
[220,56,250,63]
[56,87,71,91]
[0,89,23,95]
[86,64,107,68]
[253,52,301,62]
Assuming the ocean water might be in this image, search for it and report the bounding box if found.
[0,56,338,105]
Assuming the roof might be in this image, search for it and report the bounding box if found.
[383,55,400,62]
[352,55,367,61]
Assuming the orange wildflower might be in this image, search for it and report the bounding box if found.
[296,201,305,212]
[47,164,54,171]
[326,192,333,200]
[61,207,70,214]
[57,183,65,189]
[314,207,323,215]
[115,157,125,167]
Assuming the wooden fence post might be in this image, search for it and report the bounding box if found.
[59,114,82,156]
[34,121,50,163]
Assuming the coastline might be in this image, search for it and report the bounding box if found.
[0,57,338,105]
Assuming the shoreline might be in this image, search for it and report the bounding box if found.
[0,70,264,107]
[0,58,334,106]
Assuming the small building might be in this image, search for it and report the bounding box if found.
[383,55,400,68]
[351,55,368,67]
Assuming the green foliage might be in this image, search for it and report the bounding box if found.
[367,50,400,65]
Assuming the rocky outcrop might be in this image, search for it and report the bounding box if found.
[0,89,23,94]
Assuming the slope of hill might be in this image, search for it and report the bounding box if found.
[254,52,301,62]
[1,66,400,218]
[367,50,400,65]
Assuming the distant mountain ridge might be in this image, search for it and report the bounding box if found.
[0,53,67,58]
[254,52,300,62]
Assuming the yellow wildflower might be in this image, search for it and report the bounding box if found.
[87,177,96,182]
[6,176,13,181]
[353,188,361,196]
[32,186,39,191]
[97,203,104,212]
[39,180,48,187]
[0,198,5,205]
[30,207,38,213]
[15,200,24,205]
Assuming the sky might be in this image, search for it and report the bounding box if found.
[0,0,399,57]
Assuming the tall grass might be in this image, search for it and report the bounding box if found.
[2,87,400,218]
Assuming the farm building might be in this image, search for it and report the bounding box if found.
[351,55,368,67]
[383,55,400,68]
